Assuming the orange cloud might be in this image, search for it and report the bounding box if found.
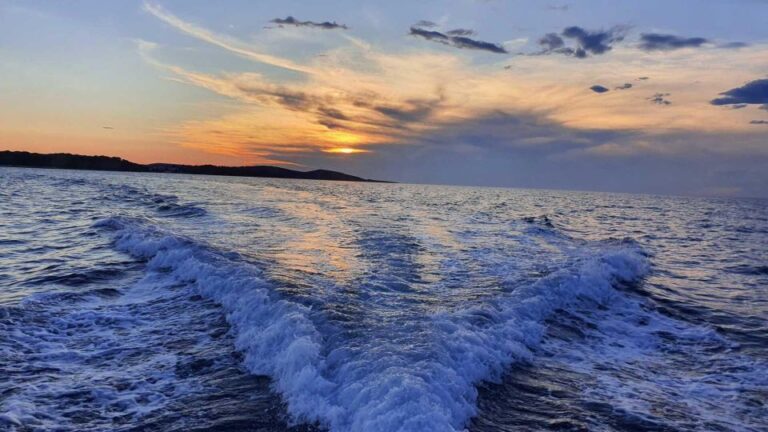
[140,6,768,165]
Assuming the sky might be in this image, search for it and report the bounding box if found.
[1,0,767,197]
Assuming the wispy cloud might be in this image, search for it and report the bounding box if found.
[139,4,768,166]
[270,16,348,30]
[409,23,508,54]
[445,28,476,37]
[546,4,570,12]
[638,33,708,51]
[648,93,672,105]
[143,2,314,74]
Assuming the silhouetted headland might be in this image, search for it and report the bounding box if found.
[0,151,388,182]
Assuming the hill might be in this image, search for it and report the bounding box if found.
[0,151,384,182]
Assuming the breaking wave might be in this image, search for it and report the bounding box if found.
[3,169,767,431]
[94,216,650,431]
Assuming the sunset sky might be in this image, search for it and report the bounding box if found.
[2,0,767,196]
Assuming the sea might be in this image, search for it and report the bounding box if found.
[1,167,766,432]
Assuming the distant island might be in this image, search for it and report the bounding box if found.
[0,150,386,182]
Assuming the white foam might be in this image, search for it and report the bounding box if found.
[96,216,651,431]
[0,282,203,431]
[533,271,768,431]
[96,217,342,427]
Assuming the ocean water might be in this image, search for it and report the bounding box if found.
[0,167,766,432]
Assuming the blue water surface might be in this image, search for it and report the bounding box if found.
[1,167,766,431]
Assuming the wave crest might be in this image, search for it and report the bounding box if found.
[95,216,650,431]
[95,216,342,426]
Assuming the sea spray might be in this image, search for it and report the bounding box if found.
[95,216,650,431]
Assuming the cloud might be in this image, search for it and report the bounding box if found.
[139,3,768,173]
[731,104,748,109]
[143,2,313,74]
[409,24,508,54]
[414,20,438,28]
[761,105,768,111]
[415,110,630,157]
[446,28,476,37]
[637,77,650,80]
[316,106,349,121]
[615,83,633,90]
[750,120,768,125]
[450,35,508,53]
[534,26,626,58]
[270,16,348,30]
[409,27,450,44]
[590,85,610,93]
[638,33,708,51]
[720,41,749,49]
[562,26,627,57]
[370,95,444,123]
[227,76,444,133]
[648,93,672,105]
[710,79,768,106]
[538,33,566,51]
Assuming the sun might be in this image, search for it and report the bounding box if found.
[323,147,369,154]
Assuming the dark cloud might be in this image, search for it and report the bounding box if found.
[750,120,768,125]
[267,89,315,110]
[446,28,476,36]
[720,41,749,49]
[409,24,508,54]
[562,26,627,57]
[231,79,317,112]
[590,85,610,93]
[649,93,672,105]
[414,20,438,28]
[372,95,444,123]
[731,104,748,110]
[374,105,431,122]
[638,77,650,81]
[450,36,508,53]
[317,106,348,121]
[533,26,626,58]
[271,88,450,133]
[270,16,348,30]
[539,33,565,51]
[410,27,451,43]
[615,83,633,90]
[228,82,367,131]
[292,110,768,198]
[710,79,768,106]
[316,118,346,130]
[638,33,708,51]
[547,4,570,11]
[411,110,629,157]
[231,85,383,134]
[761,105,768,111]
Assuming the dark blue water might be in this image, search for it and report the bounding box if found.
[1,167,766,431]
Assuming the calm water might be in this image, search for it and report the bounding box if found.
[1,167,766,432]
